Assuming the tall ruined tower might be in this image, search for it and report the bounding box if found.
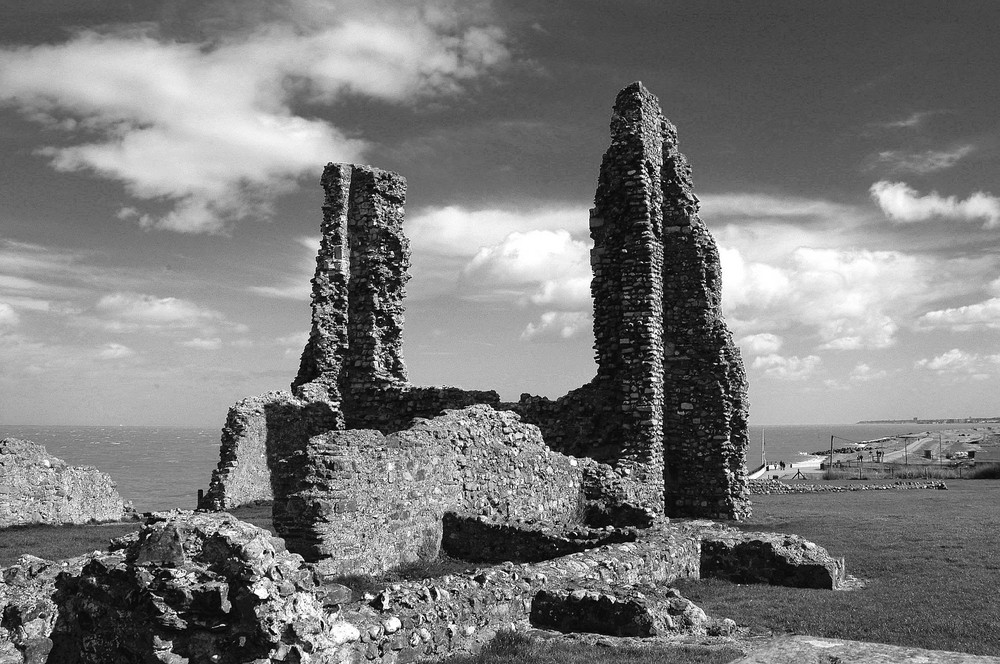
[586,82,750,519]
[588,84,668,514]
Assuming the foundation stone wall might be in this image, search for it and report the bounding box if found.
[0,438,130,528]
[273,405,589,573]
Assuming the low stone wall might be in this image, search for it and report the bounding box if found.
[0,438,130,528]
[273,405,590,573]
[441,513,637,564]
[748,479,949,495]
[198,391,341,511]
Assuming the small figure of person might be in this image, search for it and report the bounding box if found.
[779,461,786,471]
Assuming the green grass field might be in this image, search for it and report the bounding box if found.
[3,482,999,661]
[675,479,1000,657]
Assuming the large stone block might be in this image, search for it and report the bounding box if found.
[700,530,846,590]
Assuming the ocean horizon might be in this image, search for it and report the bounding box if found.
[0,422,992,512]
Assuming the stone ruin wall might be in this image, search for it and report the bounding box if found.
[510,82,751,520]
[201,83,750,560]
[272,405,591,574]
[0,438,131,528]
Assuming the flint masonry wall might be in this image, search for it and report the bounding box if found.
[512,82,750,520]
[658,102,751,520]
[0,438,130,528]
[199,392,341,511]
[273,405,589,573]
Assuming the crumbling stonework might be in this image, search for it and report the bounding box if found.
[204,82,749,534]
[0,438,131,528]
[199,392,340,511]
[511,82,750,520]
[272,405,594,573]
[700,529,846,590]
[1,511,848,663]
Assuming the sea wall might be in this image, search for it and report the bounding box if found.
[0,438,130,528]
[273,405,590,573]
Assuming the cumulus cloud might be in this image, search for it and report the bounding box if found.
[737,332,783,356]
[94,292,225,332]
[915,349,1000,377]
[751,354,822,381]
[849,363,887,382]
[520,311,590,342]
[870,181,1000,228]
[97,342,135,360]
[918,297,1000,331]
[462,229,592,309]
[720,245,923,350]
[0,1,510,233]
[870,145,975,175]
[179,337,224,350]
[409,206,590,258]
[0,303,20,327]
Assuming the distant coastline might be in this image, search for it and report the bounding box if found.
[857,417,1000,425]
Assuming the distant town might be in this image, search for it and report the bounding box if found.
[857,417,1000,425]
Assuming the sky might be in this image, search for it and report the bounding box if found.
[1,0,999,426]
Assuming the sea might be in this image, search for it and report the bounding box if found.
[0,422,992,512]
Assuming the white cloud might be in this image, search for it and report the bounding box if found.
[915,348,1000,377]
[94,292,225,332]
[0,303,20,327]
[179,337,224,350]
[409,206,590,258]
[462,229,592,309]
[97,342,135,360]
[849,363,887,382]
[0,1,509,233]
[870,181,1000,229]
[871,145,974,174]
[738,333,783,356]
[918,297,1000,332]
[721,245,924,350]
[751,354,822,381]
[521,311,590,342]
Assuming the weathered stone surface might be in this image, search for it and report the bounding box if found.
[0,438,131,528]
[0,554,91,664]
[734,635,1000,664]
[198,391,341,511]
[700,528,846,590]
[273,405,596,573]
[442,513,637,564]
[530,585,715,638]
[509,82,750,520]
[43,512,358,664]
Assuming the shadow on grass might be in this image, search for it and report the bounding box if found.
[432,630,742,664]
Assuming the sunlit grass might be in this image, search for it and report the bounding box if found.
[432,630,742,664]
[675,479,1000,656]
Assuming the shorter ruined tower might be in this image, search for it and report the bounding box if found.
[292,164,411,404]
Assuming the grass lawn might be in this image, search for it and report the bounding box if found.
[437,631,741,664]
[675,479,1000,657]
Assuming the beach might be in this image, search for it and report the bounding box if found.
[750,426,1000,481]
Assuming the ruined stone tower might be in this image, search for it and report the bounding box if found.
[203,82,750,522]
[513,82,751,520]
[594,82,749,519]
